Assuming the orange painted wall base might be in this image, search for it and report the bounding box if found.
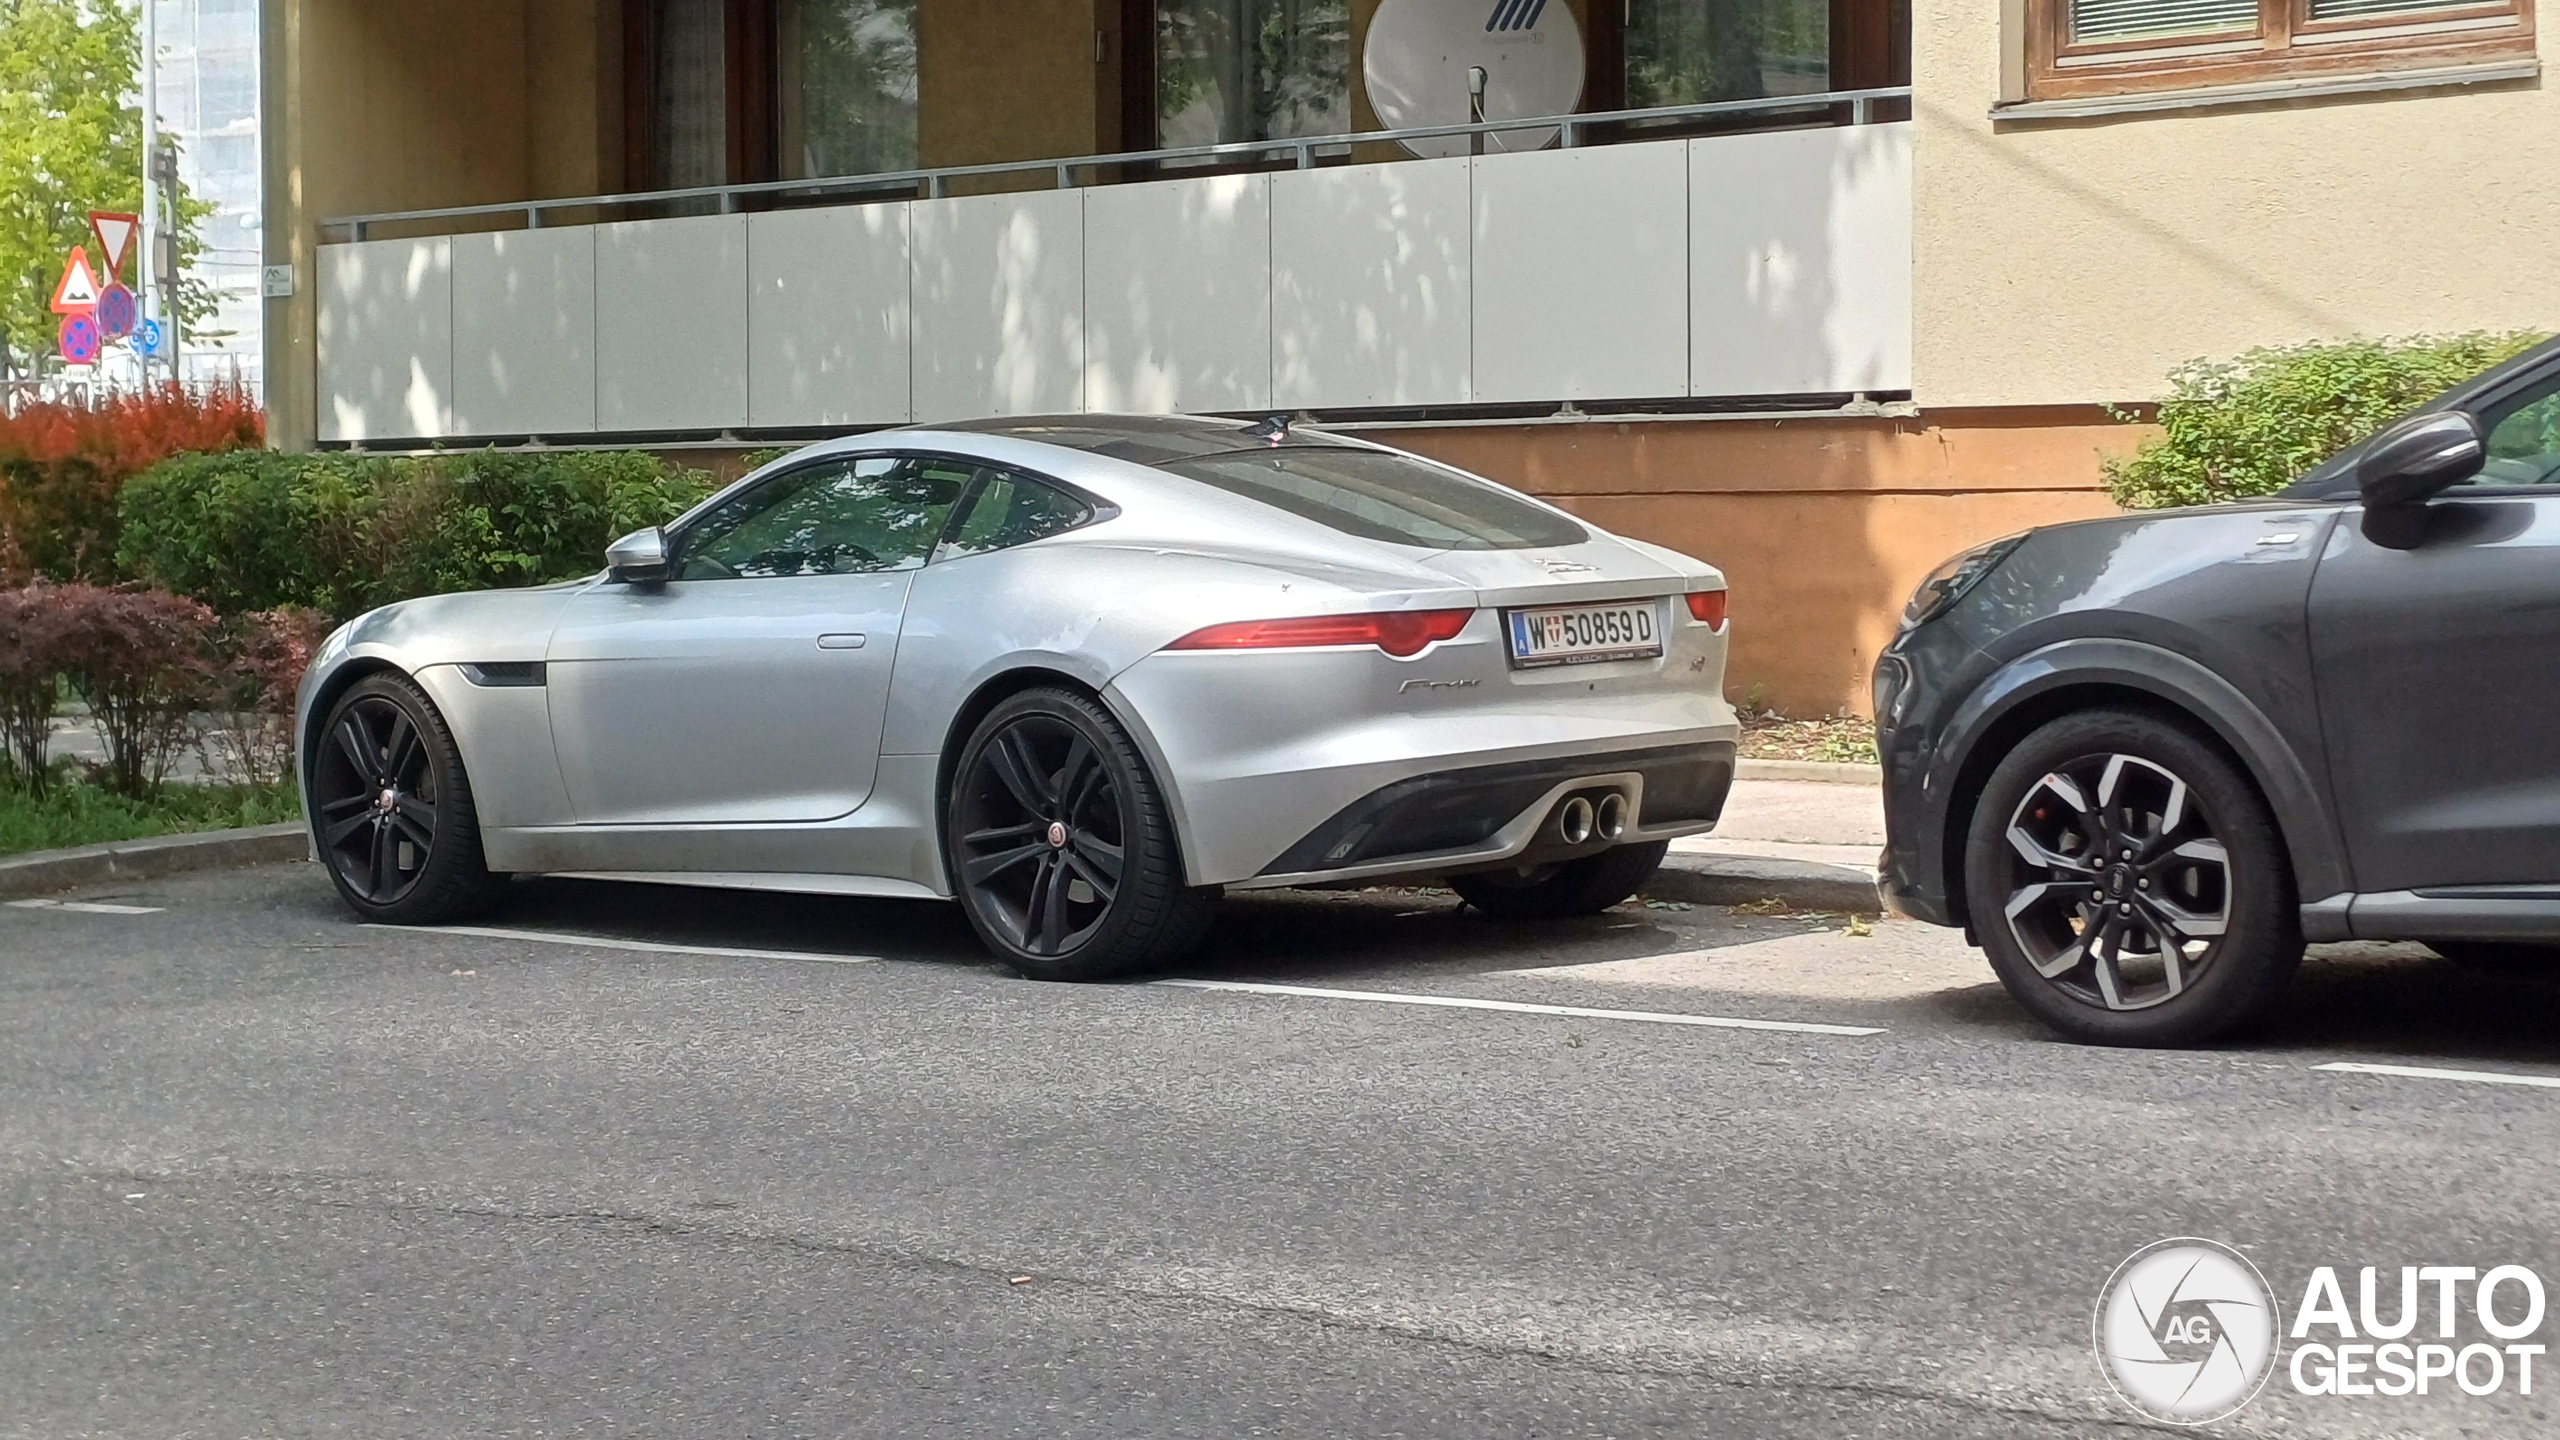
[1348,408,2143,717]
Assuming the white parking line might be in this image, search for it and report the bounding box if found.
[363,923,877,965]
[1152,978,1883,1035]
[6,898,164,915]
[2314,1061,2560,1090]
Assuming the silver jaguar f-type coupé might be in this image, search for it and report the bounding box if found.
[296,415,1742,978]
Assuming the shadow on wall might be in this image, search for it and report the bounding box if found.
[1363,410,2136,718]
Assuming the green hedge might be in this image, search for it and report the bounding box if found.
[117,450,717,617]
[2104,332,2549,510]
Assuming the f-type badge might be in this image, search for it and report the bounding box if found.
[1399,678,1482,693]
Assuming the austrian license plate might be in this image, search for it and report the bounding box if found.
[1504,600,1666,669]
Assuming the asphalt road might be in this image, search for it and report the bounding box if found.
[7,862,2560,1438]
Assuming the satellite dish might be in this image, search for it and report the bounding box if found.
[1363,0,1586,160]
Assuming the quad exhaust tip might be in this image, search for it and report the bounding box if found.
[1595,792,1627,841]
[1557,796,1595,846]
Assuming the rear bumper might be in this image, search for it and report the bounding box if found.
[1247,741,1736,889]
[1104,620,1738,886]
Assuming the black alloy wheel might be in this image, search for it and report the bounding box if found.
[310,672,503,924]
[948,688,1217,981]
[1966,710,2300,1047]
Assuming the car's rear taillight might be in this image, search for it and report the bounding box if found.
[1685,590,1728,628]
[1167,609,1474,659]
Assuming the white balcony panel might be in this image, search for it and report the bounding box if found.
[748,203,912,428]
[911,188,1084,421]
[1470,141,1690,405]
[451,227,596,436]
[1271,156,1471,410]
[316,236,450,442]
[1084,174,1271,413]
[597,212,750,432]
[1690,122,1912,398]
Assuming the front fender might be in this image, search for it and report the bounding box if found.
[1926,638,2350,923]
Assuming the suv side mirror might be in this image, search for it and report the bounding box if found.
[2356,411,2484,509]
[605,527,670,585]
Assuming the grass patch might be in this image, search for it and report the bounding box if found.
[0,779,301,859]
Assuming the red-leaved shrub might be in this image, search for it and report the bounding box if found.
[0,584,75,794]
[201,606,335,787]
[0,384,264,585]
[42,585,220,797]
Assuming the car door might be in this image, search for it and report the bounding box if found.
[545,453,967,826]
[2306,366,2560,893]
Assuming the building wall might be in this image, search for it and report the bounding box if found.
[262,0,621,449]
[916,0,1109,171]
[1358,410,2133,716]
[1912,3,2560,409]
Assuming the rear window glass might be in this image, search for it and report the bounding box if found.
[1161,448,1587,551]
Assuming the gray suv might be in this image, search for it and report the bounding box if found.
[1876,337,2560,1046]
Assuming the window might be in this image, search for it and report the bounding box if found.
[777,0,918,180]
[2022,0,2534,102]
[2476,386,2560,487]
[674,456,964,579]
[1627,0,1834,106]
[1155,0,1350,149]
[1161,448,1588,551]
[937,472,1099,561]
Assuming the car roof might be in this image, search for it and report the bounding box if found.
[906,413,1355,466]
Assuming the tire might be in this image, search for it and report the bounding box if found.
[946,687,1219,981]
[1963,709,2300,1047]
[1451,840,1670,920]
[309,671,506,925]
[2431,941,2560,974]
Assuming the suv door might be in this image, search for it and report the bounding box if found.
[545,453,966,825]
[2306,364,2560,893]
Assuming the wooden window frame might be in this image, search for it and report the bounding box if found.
[2023,0,2534,101]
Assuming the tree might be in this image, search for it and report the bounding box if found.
[0,0,213,382]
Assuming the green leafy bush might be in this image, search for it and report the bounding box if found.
[117,449,717,617]
[2104,332,2549,510]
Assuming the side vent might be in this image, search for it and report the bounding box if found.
[457,662,546,688]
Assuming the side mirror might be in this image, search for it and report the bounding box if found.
[605,527,670,585]
[2356,411,2484,510]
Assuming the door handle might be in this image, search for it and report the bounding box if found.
[817,633,866,650]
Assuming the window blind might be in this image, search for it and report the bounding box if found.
[2069,0,2256,41]
[2307,0,2480,18]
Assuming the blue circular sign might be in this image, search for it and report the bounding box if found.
[95,283,136,340]
[57,311,100,366]
[133,317,162,356]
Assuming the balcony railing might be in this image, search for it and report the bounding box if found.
[323,88,1913,241]
[311,87,1915,444]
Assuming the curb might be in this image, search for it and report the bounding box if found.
[0,822,308,900]
[1642,851,1882,914]
[1733,759,1880,786]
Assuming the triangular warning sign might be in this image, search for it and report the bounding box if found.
[50,247,99,313]
[89,212,138,280]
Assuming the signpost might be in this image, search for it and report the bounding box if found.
[95,283,137,340]
[88,212,139,280]
[57,312,100,367]
[50,247,100,314]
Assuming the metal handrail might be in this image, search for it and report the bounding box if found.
[324,86,1911,241]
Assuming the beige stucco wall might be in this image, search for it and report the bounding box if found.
[262,0,621,449]
[1912,4,2560,409]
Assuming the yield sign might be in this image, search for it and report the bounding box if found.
[50,246,100,313]
[88,212,139,280]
